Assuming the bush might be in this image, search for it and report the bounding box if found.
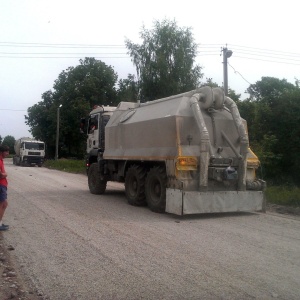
[266,186,300,207]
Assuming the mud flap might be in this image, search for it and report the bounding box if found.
[166,189,264,215]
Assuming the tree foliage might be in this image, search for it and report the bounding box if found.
[125,19,203,101]
[2,135,15,153]
[117,74,139,102]
[26,58,118,158]
[240,77,300,184]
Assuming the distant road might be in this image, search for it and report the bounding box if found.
[4,158,300,299]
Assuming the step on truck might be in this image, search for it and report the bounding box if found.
[82,86,266,215]
[13,137,45,167]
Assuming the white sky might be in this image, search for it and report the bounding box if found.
[0,0,299,139]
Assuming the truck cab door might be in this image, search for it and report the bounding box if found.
[87,114,99,153]
[87,113,112,154]
[99,114,110,152]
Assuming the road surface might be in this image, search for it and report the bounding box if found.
[3,159,300,299]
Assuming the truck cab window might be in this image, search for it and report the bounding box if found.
[88,115,98,133]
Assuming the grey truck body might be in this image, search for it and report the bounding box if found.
[84,87,265,215]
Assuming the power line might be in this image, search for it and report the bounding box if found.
[234,55,300,66]
[0,52,128,55]
[1,41,300,67]
[228,44,300,56]
[0,56,130,59]
[198,44,300,65]
[0,41,125,48]
[198,44,300,58]
[0,109,27,111]
[2,41,300,57]
[227,62,252,85]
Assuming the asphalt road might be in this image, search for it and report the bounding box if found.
[3,159,300,299]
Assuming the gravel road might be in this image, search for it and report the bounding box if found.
[2,159,300,299]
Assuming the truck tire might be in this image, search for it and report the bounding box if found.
[125,165,147,206]
[15,157,20,166]
[88,163,107,194]
[145,166,167,213]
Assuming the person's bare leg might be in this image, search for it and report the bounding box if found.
[0,200,8,225]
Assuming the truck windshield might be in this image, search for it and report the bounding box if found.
[24,142,44,150]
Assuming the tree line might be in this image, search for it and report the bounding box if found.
[1,19,299,186]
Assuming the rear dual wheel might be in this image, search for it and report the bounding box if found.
[125,164,167,213]
[125,165,147,206]
[145,166,167,213]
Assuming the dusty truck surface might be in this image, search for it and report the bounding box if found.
[83,86,265,215]
[13,137,45,167]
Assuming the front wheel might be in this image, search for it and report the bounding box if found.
[88,163,107,194]
[145,166,167,213]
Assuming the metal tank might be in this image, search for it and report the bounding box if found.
[86,86,265,215]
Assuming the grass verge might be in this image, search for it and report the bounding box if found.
[266,186,300,207]
[44,159,86,174]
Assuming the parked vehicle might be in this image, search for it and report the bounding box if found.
[13,137,45,167]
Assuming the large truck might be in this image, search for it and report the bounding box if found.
[13,137,45,167]
[82,86,266,215]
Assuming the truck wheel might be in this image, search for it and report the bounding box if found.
[88,163,107,194]
[125,165,147,206]
[145,166,167,213]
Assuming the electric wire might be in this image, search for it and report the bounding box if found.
[227,62,252,85]
[1,42,300,66]
[0,109,27,111]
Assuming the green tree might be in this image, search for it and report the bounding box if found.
[245,77,300,184]
[2,135,15,154]
[247,77,295,102]
[26,58,118,158]
[201,78,219,88]
[117,74,139,102]
[125,19,203,101]
[26,90,55,141]
[25,90,58,157]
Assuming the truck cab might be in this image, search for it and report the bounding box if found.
[83,105,117,172]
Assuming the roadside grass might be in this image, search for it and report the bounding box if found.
[44,159,86,174]
[266,186,300,207]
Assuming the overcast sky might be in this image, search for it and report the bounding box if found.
[0,0,299,140]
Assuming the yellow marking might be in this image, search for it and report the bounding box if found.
[176,156,198,170]
[247,147,260,168]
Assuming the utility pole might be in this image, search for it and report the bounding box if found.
[55,104,62,160]
[222,47,233,96]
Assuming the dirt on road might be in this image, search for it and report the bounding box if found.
[0,234,43,300]
[0,203,299,300]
